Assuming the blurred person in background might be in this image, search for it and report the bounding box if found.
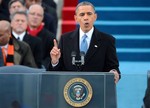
[10,11,43,68]
[0,0,10,21]
[0,48,4,66]
[0,0,25,21]
[42,0,57,9]
[0,0,4,67]
[0,0,9,21]
[8,0,26,15]
[25,0,57,35]
[0,20,37,68]
[27,4,55,68]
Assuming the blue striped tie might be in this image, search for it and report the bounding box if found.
[80,34,88,54]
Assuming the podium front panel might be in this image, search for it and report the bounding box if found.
[0,72,116,108]
[0,73,41,108]
[40,72,117,108]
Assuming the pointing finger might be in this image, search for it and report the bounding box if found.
[53,39,58,47]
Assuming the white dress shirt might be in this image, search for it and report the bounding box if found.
[12,31,26,41]
[79,27,94,50]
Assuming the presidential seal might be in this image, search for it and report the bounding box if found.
[64,78,93,107]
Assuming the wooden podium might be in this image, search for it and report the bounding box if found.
[0,66,117,108]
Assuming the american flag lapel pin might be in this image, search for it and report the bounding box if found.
[94,45,98,48]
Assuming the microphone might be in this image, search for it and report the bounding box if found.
[80,51,85,65]
[71,51,76,65]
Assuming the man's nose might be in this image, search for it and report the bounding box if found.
[83,14,89,20]
[18,21,23,24]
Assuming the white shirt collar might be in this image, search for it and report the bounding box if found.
[12,31,26,41]
[79,27,94,48]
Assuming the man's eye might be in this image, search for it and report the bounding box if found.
[87,12,92,15]
[79,13,84,16]
[12,6,15,8]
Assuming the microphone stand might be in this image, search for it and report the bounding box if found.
[71,51,85,71]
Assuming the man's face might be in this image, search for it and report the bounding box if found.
[11,14,28,34]
[74,5,97,33]
[28,5,44,29]
[9,1,25,15]
[0,29,10,46]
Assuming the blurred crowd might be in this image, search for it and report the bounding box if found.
[0,0,59,69]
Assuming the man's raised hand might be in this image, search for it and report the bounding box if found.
[50,39,61,64]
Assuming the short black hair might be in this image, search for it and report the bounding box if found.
[75,1,95,14]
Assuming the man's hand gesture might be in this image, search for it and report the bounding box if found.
[50,39,61,64]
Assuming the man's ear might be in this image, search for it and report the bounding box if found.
[94,13,97,21]
[74,15,78,23]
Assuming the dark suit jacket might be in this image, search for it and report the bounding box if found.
[12,37,37,68]
[42,0,57,9]
[43,12,56,35]
[0,0,10,21]
[0,4,9,21]
[42,3,57,35]
[48,28,120,75]
[23,33,43,68]
[36,28,55,68]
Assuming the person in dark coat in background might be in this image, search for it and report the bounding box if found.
[0,0,10,21]
[10,11,43,68]
[0,20,37,68]
[42,0,57,9]
[0,48,4,66]
[27,4,55,68]
[25,0,57,35]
